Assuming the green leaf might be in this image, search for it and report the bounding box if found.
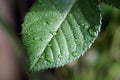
[103,0,120,9]
[22,0,101,71]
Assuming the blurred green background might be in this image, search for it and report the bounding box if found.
[0,1,120,80]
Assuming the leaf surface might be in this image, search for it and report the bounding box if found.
[22,0,101,71]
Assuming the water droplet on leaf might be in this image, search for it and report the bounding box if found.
[58,54,62,59]
[46,20,51,25]
[47,43,52,47]
[40,55,44,59]
[25,33,30,38]
[72,52,78,57]
[84,25,89,29]
[40,38,43,41]
[33,37,38,41]
[50,31,57,36]
[75,38,79,42]
[45,55,53,62]
[81,23,85,26]
[43,61,47,64]
[95,25,99,30]
[88,28,95,36]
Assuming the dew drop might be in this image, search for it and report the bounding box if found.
[75,38,79,42]
[95,26,98,29]
[46,20,52,25]
[40,55,44,59]
[47,43,52,47]
[33,37,38,41]
[58,54,62,59]
[40,38,44,41]
[72,52,78,57]
[88,28,95,36]
[84,25,89,29]
[50,31,57,36]
[81,23,85,26]
[43,61,47,64]
[45,55,53,62]
[43,21,47,25]
[26,33,30,37]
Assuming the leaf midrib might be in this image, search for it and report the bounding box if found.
[30,0,77,70]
